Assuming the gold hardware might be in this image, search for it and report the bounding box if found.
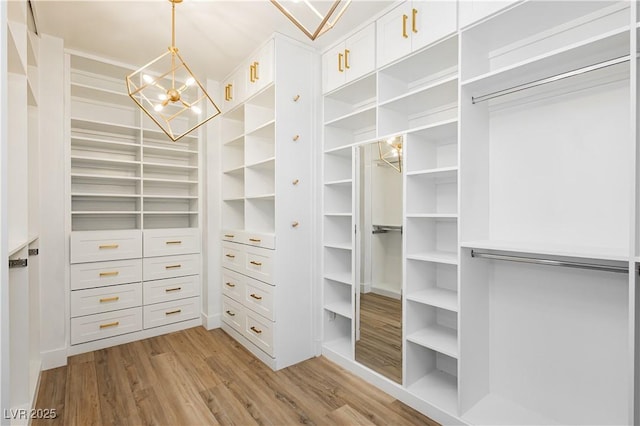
[344,49,350,69]
[99,296,120,303]
[100,321,119,329]
[99,271,119,277]
[250,326,262,334]
[225,254,236,259]
[292,179,299,185]
[253,61,260,80]
[224,234,235,238]
[250,260,263,266]
[225,282,236,288]
[412,8,418,33]
[228,83,233,100]
[292,221,300,228]
[225,84,233,101]
[402,14,409,38]
[338,52,344,72]
[165,309,182,315]
[250,293,263,300]
[293,94,300,102]
[165,287,182,292]
[166,240,182,245]
[165,264,182,269]
[226,310,236,316]
[249,238,261,243]
[249,64,255,83]
[99,244,119,249]
[293,135,300,141]
[270,0,352,41]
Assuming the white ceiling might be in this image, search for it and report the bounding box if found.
[32,0,394,81]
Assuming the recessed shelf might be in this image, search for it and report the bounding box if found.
[406,166,458,178]
[143,195,197,199]
[324,212,352,217]
[323,337,352,357]
[246,194,275,201]
[324,273,352,286]
[71,155,140,166]
[223,165,245,174]
[71,193,140,198]
[143,211,197,215]
[72,211,141,215]
[406,213,458,219]
[406,288,458,312]
[70,117,140,135]
[143,177,198,184]
[142,145,198,156]
[324,243,352,251]
[71,173,141,182]
[407,370,458,415]
[379,75,458,109]
[324,105,376,129]
[143,162,197,171]
[223,197,245,202]
[71,135,140,152]
[324,179,352,186]
[406,251,458,265]
[245,119,275,138]
[70,83,130,107]
[246,157,275,169]
[324,301,353,319]
[406,325,458,359]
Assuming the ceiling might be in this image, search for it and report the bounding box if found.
[32,0,394,81]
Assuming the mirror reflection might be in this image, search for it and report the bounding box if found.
[355,137,403,384]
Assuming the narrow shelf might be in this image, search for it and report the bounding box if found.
[143,177,198,184]
[71,173,141,182]
[246,194,275,201]
[246,119,276,136]
[406,166,458,178]
[223,134,245,146]
[71,193,140,198]
[143,194,197,200]
[406,325,458,359]
[70,83,130,107]
[324,243,352,251]
[378,74,458,109]
[223,165,245,174]
[71,135,140,152]
[406,251,458,265]
[462,393,556,426]
[144,211,197,215]
[406,288,458,312]
[406,213,458,219]
[324,144,357,155]
[324,301,353,319]
[324,104,376,127]
[324,273,352,286]
[142,144,197,155]
[70,117,140,135]
[323,337,352,357]
[143,162,198,170]
[246,157,275,168]
[71,155,140,166]
[407,370,458,415]
[72,211,141,215]
[324,213,352,217]
[406,117,458,137]
[324,179,352,186]
[223,197,245,202]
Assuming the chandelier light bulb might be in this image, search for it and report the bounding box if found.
[153,104,164,112]
[191,105,202,115]
[158,93,168,101]
[185,77,196,86]
[143,74,154,84]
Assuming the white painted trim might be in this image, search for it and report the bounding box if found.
[40,347,67,370]
[202,312,221,330]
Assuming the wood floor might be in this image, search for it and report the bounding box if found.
[355,292,402,384]
[33,326,438,426]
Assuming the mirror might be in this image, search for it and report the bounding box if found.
[355,137,403,384]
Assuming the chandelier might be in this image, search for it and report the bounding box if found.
[378,136,403,173]
[270,0,352,41]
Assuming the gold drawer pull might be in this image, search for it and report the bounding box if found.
[99,244,119,249]
[226,310,236,317]
[292,221,300,228]
[224,234,235,238]
[250,326,262,334]
[249,260,262,266]
[225,282,236,288]
[166,309,182,315]
[292,179,299,185]
[250,293,263,300]
[99,296,120,303]
[253,61,260,79]
[249,238,261,243]
[225,254,236,259]
[100,321,119,329]
[412,8,418,33]
[402,14,409,38]
[165,287,182,292]
[344,49,350,69]
[165,264,181,269]
[293,134,300,142]
[293,94,300,102]
[166,240,182,245]
[99,271,119,277]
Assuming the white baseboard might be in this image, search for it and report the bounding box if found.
[202,312,221,330]
[40,347,68,370]
[371,286,401,300]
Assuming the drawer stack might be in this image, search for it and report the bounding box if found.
[70,228,201,346]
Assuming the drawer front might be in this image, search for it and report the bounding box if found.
[143,254,200,281]
[71,307,142,345]
[244,246,274,284]
[244,276,275,321]
[71,230,142,264]
[143,228,201,258]
[245,311,274,357]
[71,282,142,318]
[241,232,275,250]
[143,297,200,329]
[222,243,243,273]
[222,295,245,334]
[221,229,244,244]
[70,259,142,290]
[222,268,244,303]
[143,275,200,305]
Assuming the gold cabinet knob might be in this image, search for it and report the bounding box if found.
[292,221,299,228]
[293,135,300,142]
[293,94,300,102]
[292,179,299,185]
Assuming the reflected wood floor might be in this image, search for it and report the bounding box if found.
[33,327,438,426]
[355,293,403,384]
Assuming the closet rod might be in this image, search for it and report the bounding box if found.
[470,250,628,274]
[471,55,629,104]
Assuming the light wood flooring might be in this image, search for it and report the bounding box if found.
[355,292,402,384]
[33,326,438,426]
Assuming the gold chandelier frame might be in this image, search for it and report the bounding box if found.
[270,0,352,40]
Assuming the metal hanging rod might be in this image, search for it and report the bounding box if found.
[471,55,630,104]
[372,225,402,234]
[470,250,628,274]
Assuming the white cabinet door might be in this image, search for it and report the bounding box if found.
[322,42,347,93]
[411,0,457,52]
[377,2,412,68]
[247,39,274,98]
[222,68,246,111]
[344,23,376,85]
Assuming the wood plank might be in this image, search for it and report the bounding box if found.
[63,360,102,426]
[199,385,259,426]
[32,366,66,426]
[325,404,377,426]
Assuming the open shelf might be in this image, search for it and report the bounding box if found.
[324,73,377,123]
[406,326,458,359]
[407,288,458,313]
[324,273,353,286]
[407,369,458,415]
[406,251,458,265]
[406,119,458,173]
[462,394,557,426]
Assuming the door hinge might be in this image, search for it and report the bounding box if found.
[9,259,28,268]
[28,248,39,256]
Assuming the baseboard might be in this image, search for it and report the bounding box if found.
[202,312,221,330]
[371,286,401,300]
[40,347,68,370]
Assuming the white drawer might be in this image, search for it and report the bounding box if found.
[222,295,245,334]
[221,229,244,244]
[245,311,274,357]
[222,242,243,273]
[71,230,142,264]
[244,276,274,321]
[143,275,200,305]
[70,259,142,290]
[222,268,244,303]
[241,232,275,250]
[143,228,201,258]
[143,297,200,329]
[71,282,142,318]
[71,307,142,345]
[244,246,274,284]
[143,254,200,281]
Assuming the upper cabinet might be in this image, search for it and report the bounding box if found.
[222,67,246,112]
[246,39,274,98]
[377,1,457,68]
[322,23,376,94]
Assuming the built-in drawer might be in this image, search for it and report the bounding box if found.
[70,259,142,290]
[70,230,142,264]
[245,311,274,357]
[222,242,243,273]
[143,275,200,305]
[244,246,274,284]
[143,296,200,329]
[71,307,142,345]
[143,254,200,281]
[143,228,201,258]
[222,295,245,334]
[71,282,142,318]
[241,232,275,250]
[222,268,244,303]
[244,276,274,321]
[221,229,244,244]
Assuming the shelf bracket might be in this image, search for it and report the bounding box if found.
[28,248,39,256]
[9,259,28,268]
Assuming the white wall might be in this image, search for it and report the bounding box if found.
[0,0,9,417]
